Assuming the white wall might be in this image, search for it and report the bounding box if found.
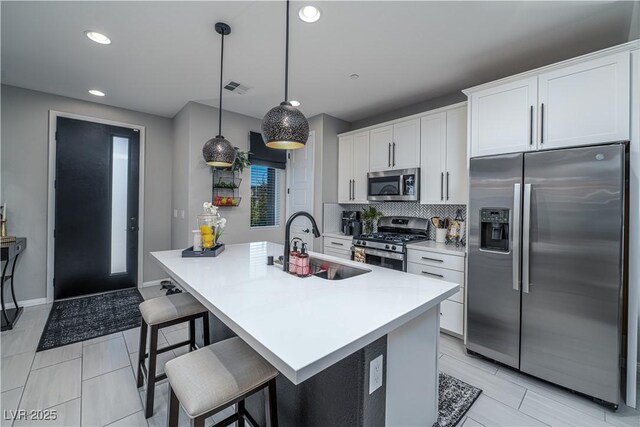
[0,85,173,301]
[171,102,285,248]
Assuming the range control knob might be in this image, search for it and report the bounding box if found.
[385,244,390,249]
[392,245,397,251]
[362,242,366,246]
[355,240,361,245]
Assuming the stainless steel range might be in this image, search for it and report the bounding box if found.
[352,216,429,271]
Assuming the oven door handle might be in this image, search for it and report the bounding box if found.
[355,247,405,261]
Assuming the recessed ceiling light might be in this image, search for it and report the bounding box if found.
[85,31,111,45]
[88,89,105,97]
[350,74,360,80]
[290,100,301,107]
[298,5,321,23]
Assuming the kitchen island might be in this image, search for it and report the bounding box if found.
[152,241,458,426]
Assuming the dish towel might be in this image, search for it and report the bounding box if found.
[354,247,366,263]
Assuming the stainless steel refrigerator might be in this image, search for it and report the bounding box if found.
[467,143,628,407]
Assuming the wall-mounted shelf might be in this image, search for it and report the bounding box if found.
[212,169,242,207]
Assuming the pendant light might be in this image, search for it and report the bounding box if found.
[203,22,237,167]
[261,0,309,149]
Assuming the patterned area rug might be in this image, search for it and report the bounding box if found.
[435,372,483,427]
[37,288,144,351]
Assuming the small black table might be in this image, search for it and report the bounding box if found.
[1,238,26,331]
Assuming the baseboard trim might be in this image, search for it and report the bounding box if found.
[141,278,171,288]
[1,297,48,310]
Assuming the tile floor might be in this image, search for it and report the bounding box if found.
[1,287,639,427]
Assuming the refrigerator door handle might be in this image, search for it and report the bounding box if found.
[512,183,521,291]
[522,183,532,293]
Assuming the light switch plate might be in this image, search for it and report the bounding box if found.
[369,354,383,394]
[180,210,185,219]
[173,209,178,218]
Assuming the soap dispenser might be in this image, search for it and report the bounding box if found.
[289,239,300,274]
[297,242,310,277]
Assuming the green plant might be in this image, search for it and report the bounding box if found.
[231,148,251,174]
[361,206,383,234]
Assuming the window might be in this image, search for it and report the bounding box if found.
[250,165,280,228]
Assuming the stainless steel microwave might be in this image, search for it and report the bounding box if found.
[367,168,419,201]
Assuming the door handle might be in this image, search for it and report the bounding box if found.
[440,173,444,201]
[331,242,344,246]
[392,142,396,167]
[388,143,391,167]
[421,256,444,263]
[522,183,532,293]
[421,271,444,278]
[529,106,534,146]
[540,103,544,145]
[349,179,352,200]
[352,180,355,200]
[512,184,521,291]
[446,172,450,200]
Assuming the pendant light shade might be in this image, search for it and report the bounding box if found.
[261,0,309,149]
[203,22,236,167]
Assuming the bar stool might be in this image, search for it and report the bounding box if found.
[165,336,279,427]
[137,292,210,418]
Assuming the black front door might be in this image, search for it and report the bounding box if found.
[54,117,140,300]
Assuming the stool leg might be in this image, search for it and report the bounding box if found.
[167,384,179,427]
[192,416,205,427]
[267,378,278,427]
[237,399,245,427]
[145,324,159,419]
[136,320,148,388]
[189,318,196,351]
[202,313,211,346]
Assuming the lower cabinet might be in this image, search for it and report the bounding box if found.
[323,235,353,260]
[407,245,466,337]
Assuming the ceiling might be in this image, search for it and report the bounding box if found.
[1,1,636,122]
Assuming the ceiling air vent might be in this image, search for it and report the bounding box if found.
[224,81,250,95]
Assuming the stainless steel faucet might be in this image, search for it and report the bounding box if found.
[283,211,321,272]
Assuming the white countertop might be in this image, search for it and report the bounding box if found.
[151,242,458,384]
[322,231,353,240]
[406,240,467,257]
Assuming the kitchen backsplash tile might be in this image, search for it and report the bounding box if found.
[325,202,466,240]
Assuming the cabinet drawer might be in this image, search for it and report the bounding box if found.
[324,236,352,249]
[406,263,464,303]
[440,300,464,335]
[323,247,352,260]
[407,250,464,271]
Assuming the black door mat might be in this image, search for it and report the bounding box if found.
[37,288,144,351]
[436,372,483,427]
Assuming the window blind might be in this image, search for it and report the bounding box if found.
[250,165,280,228]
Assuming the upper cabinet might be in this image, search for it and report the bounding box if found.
[420,106,468,204]
[470,76,538,157]
[467,49,631,157]
[338,131,370,204]
[369,119,420,172]
[538,52,630,150]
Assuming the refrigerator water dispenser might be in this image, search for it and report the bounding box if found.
[480,208,510,252]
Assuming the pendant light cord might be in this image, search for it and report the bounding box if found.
[284,0,289,103]
[218,31,225,136]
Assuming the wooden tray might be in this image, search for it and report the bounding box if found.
[182,244,225,257]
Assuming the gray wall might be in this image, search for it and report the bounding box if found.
[1,84,173,301]
[350,92,466,130]
[171,102,286,248]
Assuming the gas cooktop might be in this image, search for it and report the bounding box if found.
[357,233,428,245]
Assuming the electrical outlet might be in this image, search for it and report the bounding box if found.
[173,209,178,218]
[369,354,383,394]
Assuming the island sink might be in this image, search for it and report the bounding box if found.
[308,257,370,280]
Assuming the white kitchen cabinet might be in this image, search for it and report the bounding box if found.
[323,235,353,260]
[470,76,538,157]
[369,125,393,172]
[420,105,468,204]
[538,52,630,149]
[406,244,466,337]
[369,119,420,172]
[392,118,421,170]
[338,131,369,203]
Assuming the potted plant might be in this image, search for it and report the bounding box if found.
[231,148,250,174]
[361,206,383,235]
